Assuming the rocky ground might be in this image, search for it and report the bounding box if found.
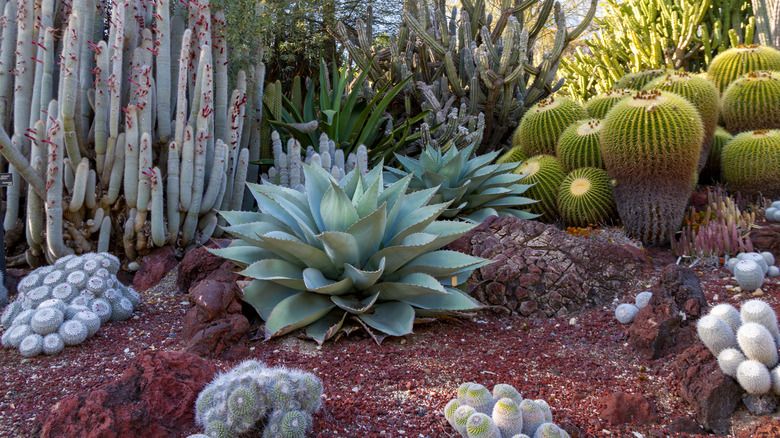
[1,221,780,437]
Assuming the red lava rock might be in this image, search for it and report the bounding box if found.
[750,223,780,262]
[176,241,232,294]
[38,350,217,438]
[181,264,249,358]
[449,216,641,317]
[666,416,703,434]
[645,246,677,268]
[658,264,707,318]
[132,246,179,291]
[667,345,742,435]
[557,420,582,438]
[736,417,780,437]
[598,392,659,425]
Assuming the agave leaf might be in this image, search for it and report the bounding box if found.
[271,195,320,239]
[421,170,450,189]
[345,203,387,266]
[480,196,539,207]
[463,208,499,223]
[369,272,448,301]
[421,220,477,249]
[379,174,412,216]
[354,174,381,218]
[321,181,360,232]
[343,257,386,290]
[498,208,541,219]
[403,287,483,311]
[391,250,492,281]
[357,302,415,337]
[420,147,441,171]
[258,232,335,275]
[242,279,300,320]
[387,202,452,247]
[302,163,335,231]
[221,222,282,246]
[438,180,471,203]
[383,166,407,182]
[250,190,308,239]
[477,174,525,190]
[463,150,500,174]
[305,309,348,345]
[250,181,309,212]
[264,292,336,339]
[368,232,438,273]
[331,291,380,314]
[466,163,503,187]
[396,153,423,174]
[340,168,360,197]
[385,186,441,239]
[320,231,360,268]
[207,245,275,268]
[350,174,365,205]
[303,267,355,295]
[218,210,267,226]
[437,150,466,182]
[240,259,306,288]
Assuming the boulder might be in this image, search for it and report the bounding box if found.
[181,264,250,358]
[177,241,232,294]
[448,217,641,317]
[666,416,704,435]
[598,392,658,425]
[750,223,780,263]
[39,350,217,438]
[668,345,742,435]
[132,246,178,291]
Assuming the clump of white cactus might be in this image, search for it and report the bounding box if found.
[444,382,571,438]
[0,252,138,357]
[765,200,780,223]
[614,291,654,324]
[726,251,780,289]
[699,300,780,396]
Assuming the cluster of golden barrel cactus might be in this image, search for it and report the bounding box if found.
[501,44,780,245]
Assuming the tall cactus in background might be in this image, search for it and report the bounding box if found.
[560,0,755,102]
[0,0,265,268]
[333,0,597,154]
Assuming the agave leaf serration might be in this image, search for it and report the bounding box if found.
[212,163,490,344]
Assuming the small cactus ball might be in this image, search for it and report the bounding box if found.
[721,71,780,134]
[720,129,780,198]
[702,127,733,181]
[612,68,670,90]
[556,167,616,227]
[707,44,780,93]
[583,89,633,119]
[600,89,703,245]
[555,119,605,172]
[496,146,529,167]
[615,303,640,324]
[514,155,566,221]
[643,72,719,172]
[513,95,586,157]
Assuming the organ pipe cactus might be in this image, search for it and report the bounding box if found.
[0,0,263,265]
[334,0,598,154]
[212,162,489,344]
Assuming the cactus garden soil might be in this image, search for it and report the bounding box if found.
[0,255,779,437]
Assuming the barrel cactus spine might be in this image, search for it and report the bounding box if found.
[513,95,587,157]
[555,119,604,172]
[702,127,733,181]
[721,71,780,134]
[514,155,566,221]
[557,167,616,227]
[583,89,633,119]
[720,129,780,198]
[600,89,704,245]
[708,44,780,93]
[612,68,670,90]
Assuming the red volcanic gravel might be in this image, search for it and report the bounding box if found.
[1,260,780,437]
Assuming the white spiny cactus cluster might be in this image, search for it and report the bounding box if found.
[725,251,779,291]
[444,382,570,438]
[698,300,780,395]
[614,291,653,324]
[765,200,780,223]
[1,252,138,357]
[263,132,367,190]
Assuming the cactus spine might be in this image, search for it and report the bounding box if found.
[720,129,780,198]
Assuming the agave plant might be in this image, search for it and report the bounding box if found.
[383,142,538,223]
[211,163,490,344]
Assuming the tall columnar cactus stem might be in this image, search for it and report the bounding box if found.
[0,126,46,199]
[167,141,180,244]
[180,125,195,210]
[200,140,226,214]
[93,41,109,175]
[213,10,228,141]
[107,133,125,204]
[150,166,166,247]
[60,12,82,167]
[136,65,154,139]
[222,85,246,210]
[123,105,139,208]
[181,126,207,246]
[97,216,111,253]
[155,0,172,142]
[4,134,21,231]
[76,0,97,148]
[230,148,249,211]
[68,158,89,212]
[0,1,17,132]
[27,120,46,248]
[45,120,68,260]
[174,28,192,148]
[13,0,35,152]
[123,215,136,261]
[135,132,153,232]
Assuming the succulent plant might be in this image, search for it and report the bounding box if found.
[583,89,633,119]
[612,68,670,91]
[734,260,766,291]
[710,303,742,334]
[635,292,653,310]
[383,142,538,223]
[556,167,616,227]
[18,333,44,357]
[533,423,570,438]
[492,384,523,407]
[514,155,566,221]
[740,299,780,341]
[718,348,747,377]
[737,359,772,394]
[643,72,719,173]
[213,162,489,343]
[600,89,703,245]
[721,71,780,134]
[702,127,733,181]
[464,383,495,415]
[1,301,22,329]
[30,307,64,336]
[466,413,501,438]
[720,129,780,198]
[453,405,477,437]
[519,400,546,436]
[42,333,64,355]
[697,314,739,356]
[737,322,778,367]
[513,96,586,157]
[615,303,640,324]
[496,146,529,167]
[555,119,604,172]
[492,398,524,438]
[707,45,780,93]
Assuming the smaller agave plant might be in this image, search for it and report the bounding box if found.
[383,142,538,223]
[212,163,491,344]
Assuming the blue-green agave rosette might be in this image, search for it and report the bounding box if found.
[384,142,538,222]
[211,163,490,344]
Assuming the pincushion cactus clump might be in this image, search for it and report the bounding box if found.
[443,383,570,438]
[0,252,139,357]
[192,360,321,438]
[699,300,780,397]
[766,200,780,222]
